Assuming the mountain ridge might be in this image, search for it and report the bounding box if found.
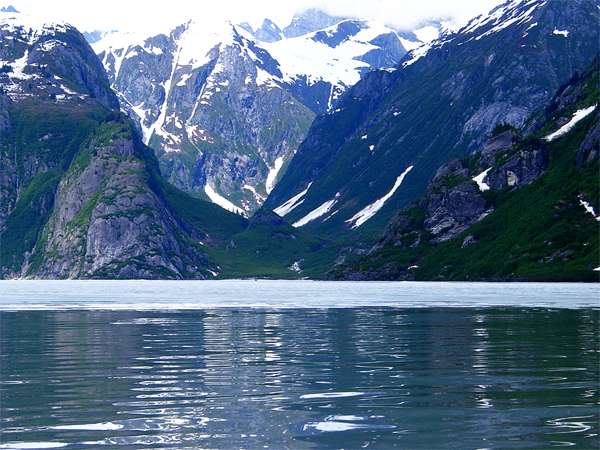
[90,10,415,214]
[264,0,599,241]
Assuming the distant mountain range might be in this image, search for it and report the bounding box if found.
[0,0,598,281]
[89,9,433,214]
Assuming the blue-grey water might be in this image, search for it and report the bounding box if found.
[0,281,598,449]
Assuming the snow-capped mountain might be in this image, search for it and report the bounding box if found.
[0,9,117,108]
[0,11,268,280]
[264,0,599,238]
[92,10,413,214]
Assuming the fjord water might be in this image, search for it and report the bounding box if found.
[0,282,598,449]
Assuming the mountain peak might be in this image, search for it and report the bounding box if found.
[0,5,18,13]
[283,8,347,39]
[254,18,283,43]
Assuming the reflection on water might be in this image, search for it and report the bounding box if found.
[0,308,598,449]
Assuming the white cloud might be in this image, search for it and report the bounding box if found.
[6,0,506,33]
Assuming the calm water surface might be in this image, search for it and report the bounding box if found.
[0,281,598,449]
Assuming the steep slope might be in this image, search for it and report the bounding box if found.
[265,0,599,240]
[92,13,410,215]
[0,13,248,279]
[332,56,599,281]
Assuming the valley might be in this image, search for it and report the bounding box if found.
[0,0,598,281]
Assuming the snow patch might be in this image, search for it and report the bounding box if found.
[262,19,399,89]
[204,184,246,216]
[9,49,30,79]
[462,0,542,40]
[402,43,431,67]
[38,39,65,52]
[545,105,597,141]
[413,26,439,43]
[293,195,339,228]
[176,73,192,87]
[398,38,421,51]
[266,157,284,194]
[288,261,302,273]
[243,185,266,202]
[473,168,492,192]
[346,166,413,229]
[553,29,569,37]
[273,183,312,217]
[579,197,600,221]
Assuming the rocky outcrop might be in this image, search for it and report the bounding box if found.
[577,118,600,166]
[422,180,490,243]
[283,9,346,38]
[31,129,212,279]
[379,130,549,248]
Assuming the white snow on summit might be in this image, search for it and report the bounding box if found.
[263,19,402,90]
[0,9,71,41]
[413,26,439,43]
[461,0,543,41]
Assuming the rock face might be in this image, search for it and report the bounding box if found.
[265,0,599,239]
[0,15,247,279]
[422,132,548,242]
[282,9,346,38]
[421,180,490,243]
[375,129,551,254]
[92,13,409,214]
[32,130,211,279]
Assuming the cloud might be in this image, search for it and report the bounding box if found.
[297,0,508,30]
[6,0,506,33]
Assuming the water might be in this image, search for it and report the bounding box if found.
[0,281,598,449]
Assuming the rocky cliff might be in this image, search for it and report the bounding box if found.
[0,13,248,279]
[92,11,410,215]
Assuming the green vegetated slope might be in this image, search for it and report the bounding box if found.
[0,99,108,275]
[207,209,326,279]
[333,57,599,282]
[0,20,253,279]
[264,0,599,240]
[0,99,249,279]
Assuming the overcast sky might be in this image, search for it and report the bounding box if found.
[4,0,507,34]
